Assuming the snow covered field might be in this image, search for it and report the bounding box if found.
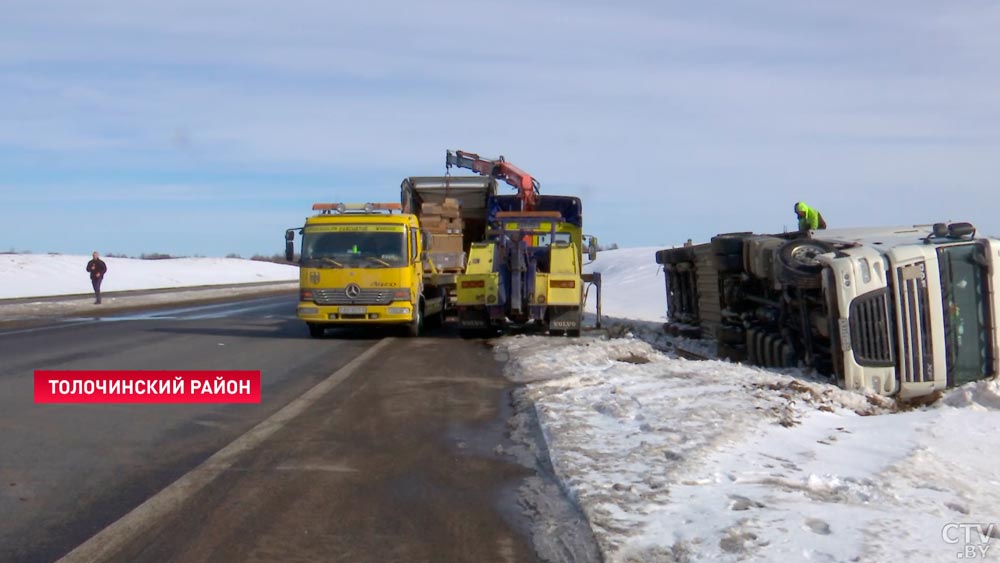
[584,246,668,323]
[0,254,298,299]
[505,248,1000,563]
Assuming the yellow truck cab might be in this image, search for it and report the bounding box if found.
[286,202,441,338]
[287,176,496,338]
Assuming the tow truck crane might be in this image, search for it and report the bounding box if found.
[448,149,602,336]
[446,150,540,211]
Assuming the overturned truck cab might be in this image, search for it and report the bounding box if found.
[656,223,999,399]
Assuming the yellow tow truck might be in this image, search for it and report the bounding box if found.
[285,176,496,337]
[445,150,602,336]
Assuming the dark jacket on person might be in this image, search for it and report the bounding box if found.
[86,258,107,280]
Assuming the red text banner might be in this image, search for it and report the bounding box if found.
[34,370,262,404]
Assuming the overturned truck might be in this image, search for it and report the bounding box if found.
[656,223,999,399]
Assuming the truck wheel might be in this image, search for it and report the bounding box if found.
[426,312,442,330]
[717,325,745,345]
[658,246,696,265]
[406,304,423,337]
[307,323,325,339]
[713,253,743,273]
[776,239,834,288]
[711,234,748,274]
[711,233,750,256]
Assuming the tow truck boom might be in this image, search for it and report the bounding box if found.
[446,149,539,210]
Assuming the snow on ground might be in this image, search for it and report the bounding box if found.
[498,336,1000,563]
[0,254,298,299]
[585,247,668,323]
[502,247,1000,563]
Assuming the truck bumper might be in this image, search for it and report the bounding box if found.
[297,302,415,325]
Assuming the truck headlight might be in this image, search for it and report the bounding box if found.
[388,307,411,315]
[858,258,871,284]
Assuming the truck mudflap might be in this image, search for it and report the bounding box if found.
[548,306,582,333]
[458,305,504,327]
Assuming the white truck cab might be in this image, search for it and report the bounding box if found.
[816,224,997,398]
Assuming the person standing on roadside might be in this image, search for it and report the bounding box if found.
[86,251,107,304]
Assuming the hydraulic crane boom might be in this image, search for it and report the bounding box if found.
[446,150,539,210]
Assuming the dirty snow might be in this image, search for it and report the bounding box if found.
[0,254,298,299]
[501,247,1000,563]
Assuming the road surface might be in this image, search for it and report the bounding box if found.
[0,294,596,562]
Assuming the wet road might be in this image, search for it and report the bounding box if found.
[0,295,586,562]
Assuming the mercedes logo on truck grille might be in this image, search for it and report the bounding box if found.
[345,283,362,299]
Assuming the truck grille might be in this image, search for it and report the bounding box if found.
[313,288,394,306]
[849,289,894,366]
[895,263,934,383]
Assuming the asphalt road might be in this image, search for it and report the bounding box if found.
[0,294,589,562]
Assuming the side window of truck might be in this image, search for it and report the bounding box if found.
[411,228,419,261]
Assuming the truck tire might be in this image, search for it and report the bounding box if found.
[710,233,750,256]
[656,247,696,265]
[776,239,834,288]
[713,253,743,273]
[406,303,423,337]
[717,342,747,362]
[717,325,745,345]
[711,233,749,274]
[307,323,325,339]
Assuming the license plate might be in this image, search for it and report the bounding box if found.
[339,306,366,315]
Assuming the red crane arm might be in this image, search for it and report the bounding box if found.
[446,150,539,210]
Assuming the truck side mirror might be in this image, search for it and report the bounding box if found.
[587,236,598,262]
[422,230,433,251]
[285,230,296,262]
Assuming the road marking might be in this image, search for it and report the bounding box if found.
[0,295,293,337]
[0,319,99,337]
[273,463,359,473]
[57,337,394,563]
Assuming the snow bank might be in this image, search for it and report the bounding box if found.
[0,254,298,299]
[497,335,1000,563]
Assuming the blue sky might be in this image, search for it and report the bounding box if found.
[3,0,999,257]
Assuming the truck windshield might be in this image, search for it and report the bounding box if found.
[937,243,994,386]
[302,230,407,268]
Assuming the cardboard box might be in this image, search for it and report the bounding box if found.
[424,252,466,272]
[420,203,460,219]
[420,216,464,233]
[430,234,463,253]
